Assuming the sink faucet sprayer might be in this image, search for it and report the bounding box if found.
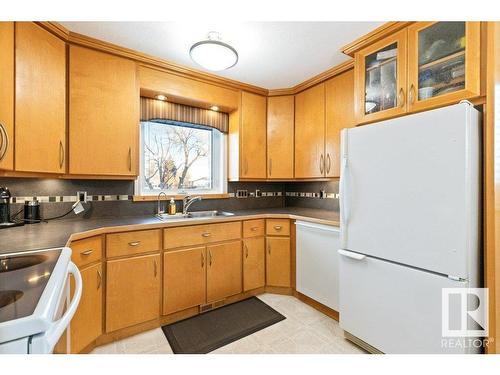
[183,195,203,216]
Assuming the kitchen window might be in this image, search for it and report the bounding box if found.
[136,120,226,196]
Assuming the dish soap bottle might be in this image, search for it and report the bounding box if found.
[168,198,176,215]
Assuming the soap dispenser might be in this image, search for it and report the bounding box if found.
[168,198,176,215]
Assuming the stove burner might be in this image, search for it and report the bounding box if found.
[0,290,24,309]
[0,254,48,273]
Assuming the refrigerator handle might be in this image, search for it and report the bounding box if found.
[338,249,366,260]
[340,129,350,245]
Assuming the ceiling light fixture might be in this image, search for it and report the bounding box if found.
[210,106,219,112]
[190,31,238,72]
[155,94,167,101]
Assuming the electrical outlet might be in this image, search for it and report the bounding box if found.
[255,189,262,197]
[236,190,248,198]
[77,191,87,203]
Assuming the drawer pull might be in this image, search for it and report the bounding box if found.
[128,241,141,246]
[97,268,102,290]
[80,249,93,256]
[202,232,211,238]
[251,227,258,231]
[274,225,282,231]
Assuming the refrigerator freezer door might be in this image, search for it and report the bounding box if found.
[296,221,340,310]
[340,103,480,279]
[338,250,478,354]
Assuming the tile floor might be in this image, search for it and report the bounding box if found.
[90,293,366,354]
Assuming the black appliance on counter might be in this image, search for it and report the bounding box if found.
[23,200,41,224]
[0,187,24,229]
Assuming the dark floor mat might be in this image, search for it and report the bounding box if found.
[161,297,285,354]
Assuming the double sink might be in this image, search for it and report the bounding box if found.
[156,210,235,221]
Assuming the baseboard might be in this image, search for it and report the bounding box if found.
[294,291,339,321]
[344,331,382,354]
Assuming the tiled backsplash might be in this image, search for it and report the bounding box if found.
[0,177,339,220]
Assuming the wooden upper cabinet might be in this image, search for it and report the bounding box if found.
[163,247,206,315]
[70,263,103,353]
[15,22,66,173]
[0,22,14,171]
[106,253,160,332]
[294,83,325,178]
[325,69,355,178]
[354,29,407,125]
[267,96,294,179]
[240,91,267,179]
[206,241,242,302]
[407,22,481,112]
[69,46,138,176]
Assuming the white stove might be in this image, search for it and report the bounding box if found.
[0,247,82,354]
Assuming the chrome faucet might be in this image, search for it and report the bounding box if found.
[182,195,202,216]
[157,192,168,216]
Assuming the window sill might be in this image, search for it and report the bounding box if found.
[133,193,230,202]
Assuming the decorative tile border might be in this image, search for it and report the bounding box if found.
[10,195,133,204]
[285,192,339,199]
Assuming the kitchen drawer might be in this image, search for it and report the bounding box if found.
[164,221,241,250]
[70,235,102,268]
[243,219,265,238]
[266,219,290,236]
[106,229,161,258]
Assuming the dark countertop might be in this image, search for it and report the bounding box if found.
[0,207,339,255]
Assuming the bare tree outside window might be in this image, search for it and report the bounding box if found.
[141,121,213,192]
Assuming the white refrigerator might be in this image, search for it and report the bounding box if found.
[338,102,482,354]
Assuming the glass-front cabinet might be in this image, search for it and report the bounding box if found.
[354,29,407,124]
[407,21,481,112]
[353,22,481,124]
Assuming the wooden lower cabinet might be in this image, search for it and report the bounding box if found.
[243,237,265,291]
[106,253,160,332]
[206,241,242,302]
[70,263,103,353]
[266,237,291,287]
[163,247,206,315]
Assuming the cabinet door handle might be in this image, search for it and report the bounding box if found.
[244,158,249,175]
[269,158,272,176]
[209,250,213,266]
[0,123,9,162]
[326,153,331,174]
[80,249,93,256]
[128,147,132,172]
[244,244,249,258]
[201,232,211,238]
[274,225,282,231]
[201,252,205,268]
[409,84,416,105]
[59,140,64,169]
[320,154,324,174]
[128,241,141,246]
[153,259,157,277]
[267,243,271,255]
[97,268,102,290]
[398,87,405,108]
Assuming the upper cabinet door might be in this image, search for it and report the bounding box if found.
[354,29,407,125]
[15,22,66,173]
[240,91,267,179]
[295,83,325,178]
[407,22,481,112]
[0,22,14,171]
[69,46,138,176]
[325,69,355,178]
[267,95,294,179]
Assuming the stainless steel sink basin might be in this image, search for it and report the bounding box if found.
[187,210,234,218]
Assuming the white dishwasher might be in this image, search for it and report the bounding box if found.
[295,221,340,311]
